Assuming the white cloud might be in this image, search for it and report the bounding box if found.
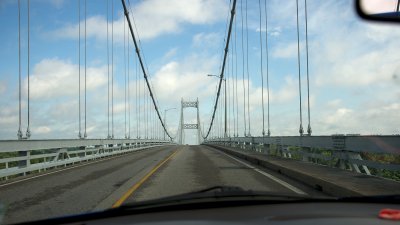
[33,126,51,134]
[238,75,297,111]
[151,58,217,102]
[50,0,229,42]
[272,42,303,59]
[304,1,400,88]
[49,15,115,42]
[314,102,400,135]
[0,106,18,126]
[256,26,282,37]
[132,0,229,39]
[26,58,107,100]
[269,26,282,37]
[192,32,222,48]
[163,48,178,60]
[326,99,342,108]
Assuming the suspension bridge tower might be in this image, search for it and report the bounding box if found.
[177,98,202,145]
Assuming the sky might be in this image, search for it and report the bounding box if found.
[0,0,399,144]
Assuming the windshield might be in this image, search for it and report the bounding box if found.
[0,0,399,224]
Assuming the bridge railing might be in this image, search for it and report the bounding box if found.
[204,135,400,180]
[0,139,173,180]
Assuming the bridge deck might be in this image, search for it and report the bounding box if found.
[0,145,326,224]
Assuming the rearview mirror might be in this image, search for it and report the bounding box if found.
[356,0,400,22]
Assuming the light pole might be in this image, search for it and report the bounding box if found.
[207,74,227,138]
[164,107,176,140]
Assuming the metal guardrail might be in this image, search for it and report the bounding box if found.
[204,135,400,177]
[0,139,174,180]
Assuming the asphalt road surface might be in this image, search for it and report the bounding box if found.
[0,145,325,224]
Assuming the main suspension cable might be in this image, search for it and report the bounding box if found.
[203,0,236,139]
[121,0,174,140]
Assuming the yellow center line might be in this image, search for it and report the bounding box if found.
[112,149,180,208]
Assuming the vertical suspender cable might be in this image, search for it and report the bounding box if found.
[151,109,153,139]
[234,13,239,137]
[265,0,271,136]
[216,97,219,138]
[222,88,224,137]
[143,76,146,138]
[296,0,304,136]
[222,98,224,138]
[146,86,149,138]
[241,0,246,137]
[258,0,265,136]
[231,31,235,137]
[305,0,312,136]
[136,58,139,138]
[246,0,251,136]
[124,16,127,138]
[147,83,149,138]
[153,107,156,139]
[226,46,230,137]
[106,2,110,138]
[142,70,147,139]
[78,0,82,138]
[245,0,251,136]
[111,0,114,138]
[152,109,154,139]
[18,0,22,140]
[128,24,131,139]
[142,79,144,139]
[217,97,219,138]
[150,87,152,138]
[144,76,147,138]
[84,0,87,138]
[26,0,31,138]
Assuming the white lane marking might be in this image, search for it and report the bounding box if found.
[218,151,308,195]
[0,147,165,188]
